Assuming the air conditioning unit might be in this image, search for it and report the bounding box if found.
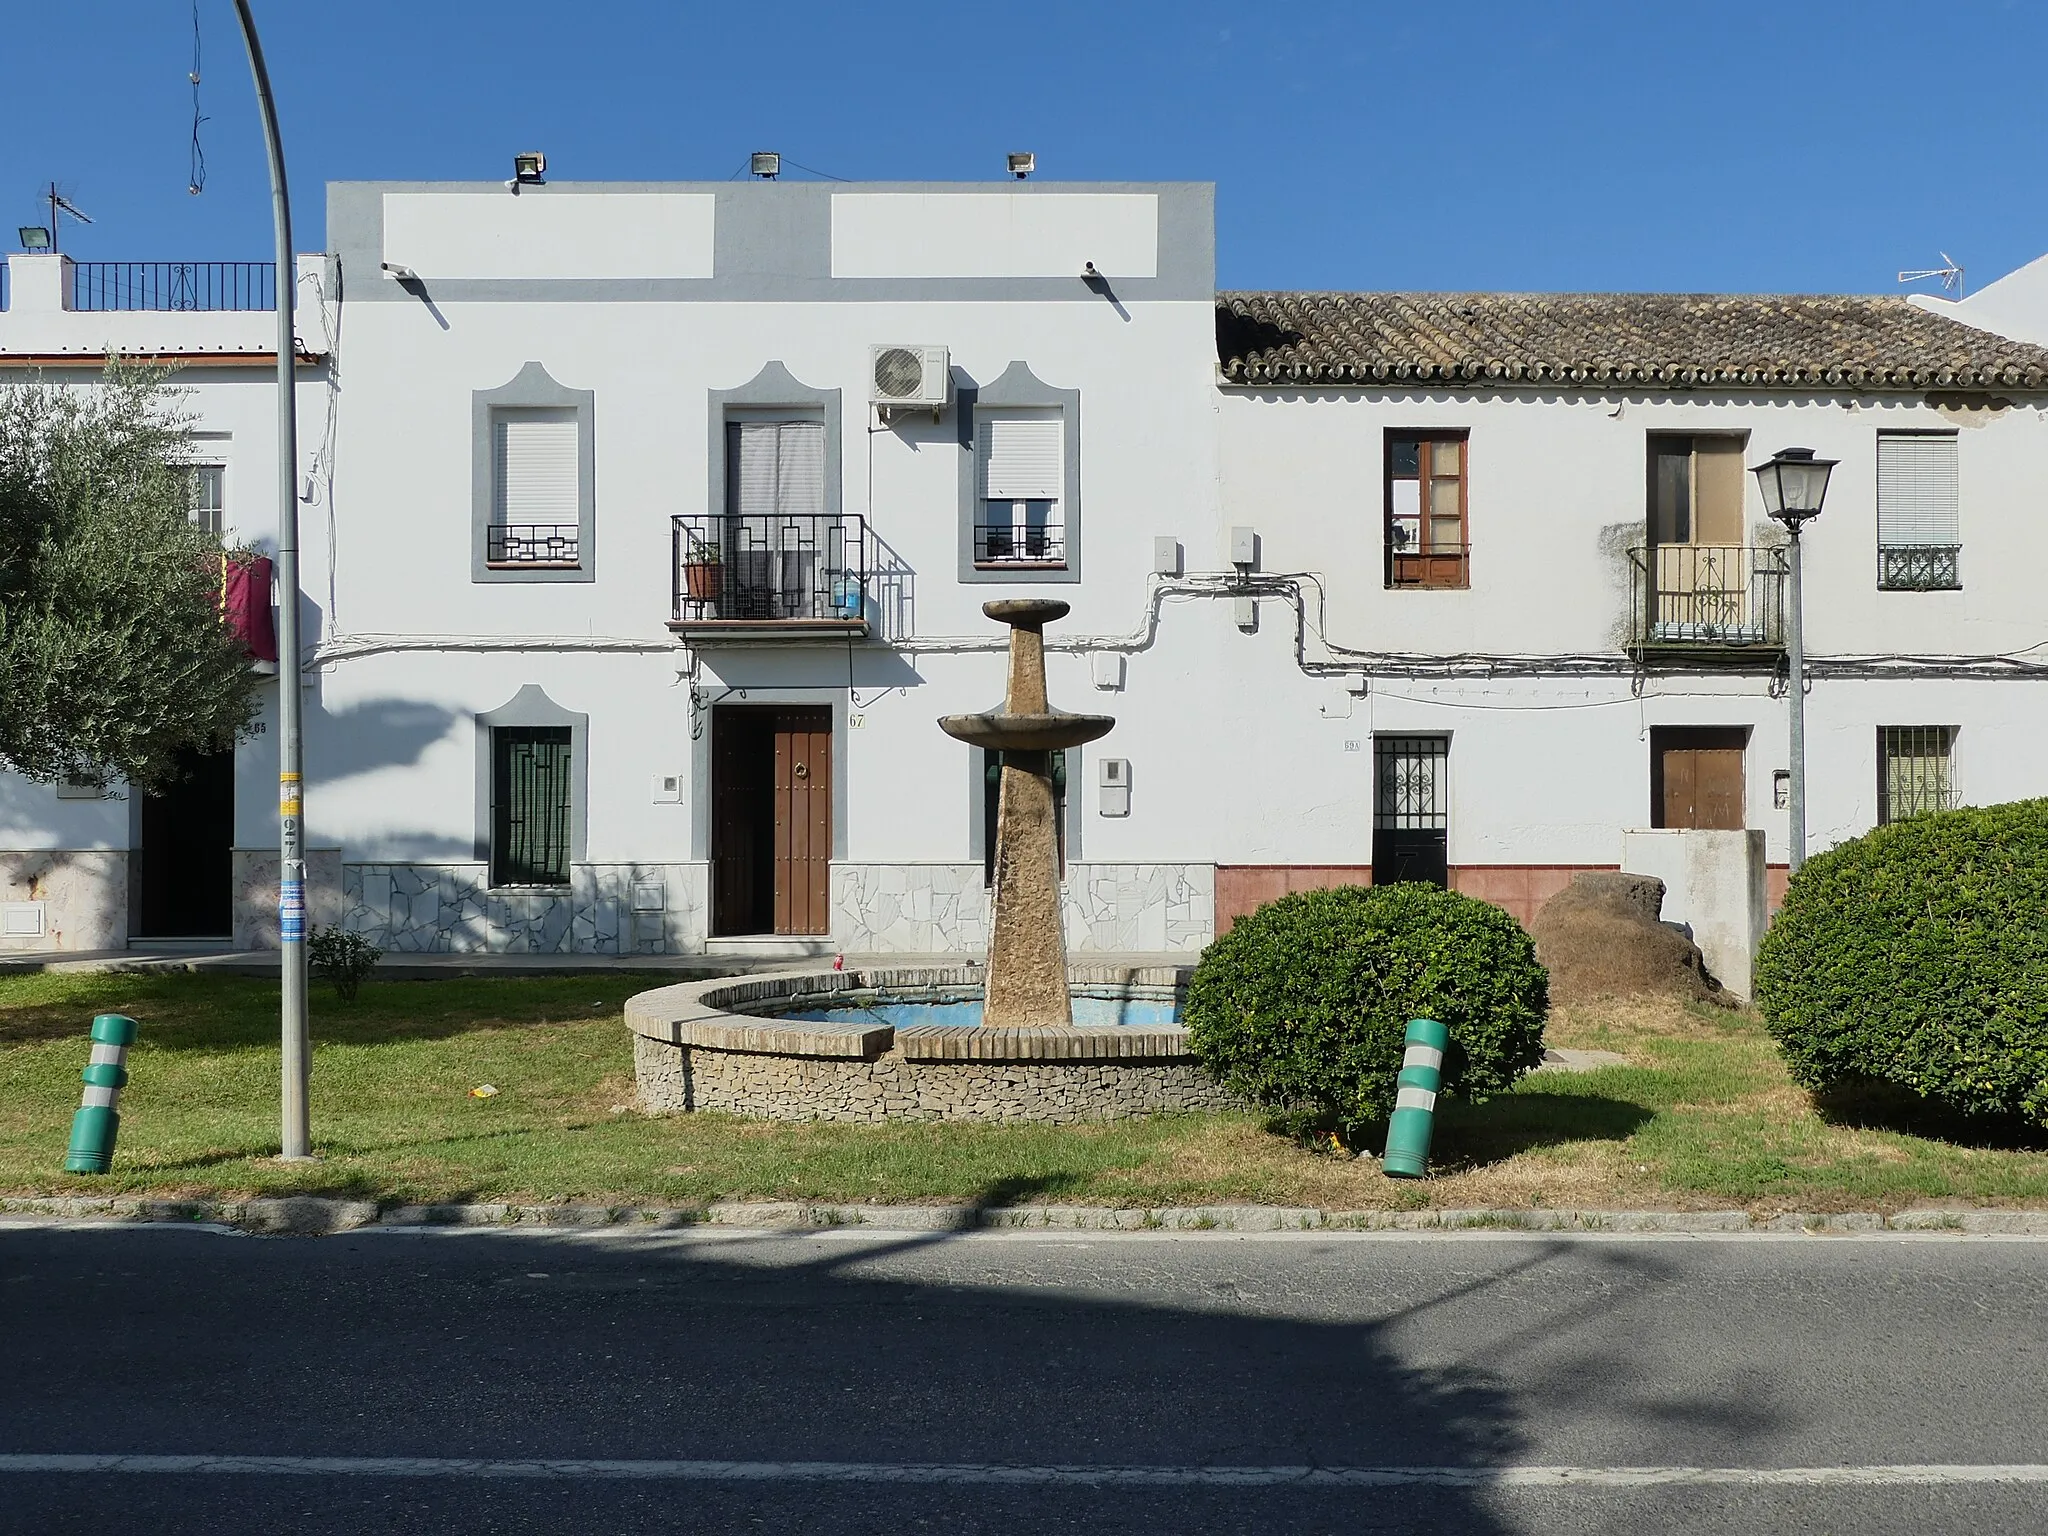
[868,344,951,413]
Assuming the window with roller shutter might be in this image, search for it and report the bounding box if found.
[975,413,1065,568]
[488,409,582,569]
[1876,432,1960,591]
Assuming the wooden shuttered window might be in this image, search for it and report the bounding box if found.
[975,415,1066,567]
[1385,434,1468,588]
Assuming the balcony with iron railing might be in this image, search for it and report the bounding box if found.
[669,512,868,640]
[1627,544,1788,657]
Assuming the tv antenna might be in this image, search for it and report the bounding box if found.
[1897,252,1963,297]
[38,182,94,253]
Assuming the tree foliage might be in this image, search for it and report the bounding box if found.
[1754,799,2048,1127]
[1185,883,1550,1130]
[0,367,261,788]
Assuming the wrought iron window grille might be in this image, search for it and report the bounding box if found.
[973,522,1067,569]
[1877,545,1961,592]
[1878,725,1956,824]
[486,523,581,568]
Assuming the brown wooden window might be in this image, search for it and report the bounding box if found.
[1385,433,1468,588]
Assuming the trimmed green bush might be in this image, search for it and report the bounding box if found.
[1185,883,1549,1130]
[1754,798,2048,1127]
[307,926,383,1003]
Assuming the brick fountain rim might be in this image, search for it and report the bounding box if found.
[624,965,1196,1064]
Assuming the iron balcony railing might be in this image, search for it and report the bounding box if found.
[973,521,1067,569]
[486,523,581,569]
[672,512,867,624]
[1628,544,1788,650]
[70,261,277,312]
[1878,544,1961,591]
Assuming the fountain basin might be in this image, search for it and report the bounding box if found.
[625,965,1236,1124]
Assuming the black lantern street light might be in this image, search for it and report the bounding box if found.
[1752,447,1837,872]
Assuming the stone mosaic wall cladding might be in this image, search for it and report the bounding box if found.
[831,863,1214,954]
[233,849,344,949]
[341,863,708,954]
[632,1033,1235,1124]
[0,850,127,951]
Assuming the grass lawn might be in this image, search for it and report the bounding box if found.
[2,971,2045,1212]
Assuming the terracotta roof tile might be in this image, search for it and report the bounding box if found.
[1215,291,2048,392]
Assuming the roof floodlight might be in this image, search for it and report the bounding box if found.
[1007,151,1035,179]
[512,152,547,185]
[750,151,781,180]
[18,225,53,250]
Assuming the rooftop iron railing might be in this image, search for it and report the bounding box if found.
[672,512,868,624]
[70,261,277,312]
[1628,544,1788,651]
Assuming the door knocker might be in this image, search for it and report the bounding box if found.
[793,761,810,780]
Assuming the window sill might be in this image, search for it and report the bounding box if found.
[487,881,573,893]
[1385,580,1471,591]
[486,560,583,572]
[974,559,1069,572]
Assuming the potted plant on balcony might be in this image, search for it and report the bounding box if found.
[681,529,722,601]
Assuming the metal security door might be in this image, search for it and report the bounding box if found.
[1372,735,1450,888]
[1652,727,1747,830]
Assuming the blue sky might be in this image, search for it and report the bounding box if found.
[10,1,2046,295]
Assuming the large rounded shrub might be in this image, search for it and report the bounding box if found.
[1185,883,1549,1128]
[1754,798,2048,1127]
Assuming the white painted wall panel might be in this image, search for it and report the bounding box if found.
[381,193,716,279]
[830,194,1158,278]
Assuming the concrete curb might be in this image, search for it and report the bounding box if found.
[3,1195,2045,1237]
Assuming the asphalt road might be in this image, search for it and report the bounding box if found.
[2,1222,2045,1534]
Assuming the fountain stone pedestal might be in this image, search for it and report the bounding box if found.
[939,599,1114,1028]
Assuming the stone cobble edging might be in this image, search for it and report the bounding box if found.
[5,1194,2047,1237]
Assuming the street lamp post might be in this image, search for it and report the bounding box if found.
[1752,447,1837,874]
[231,0,312,1160]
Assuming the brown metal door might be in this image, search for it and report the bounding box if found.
[772,708,833,936]
[1652,727,1747,830]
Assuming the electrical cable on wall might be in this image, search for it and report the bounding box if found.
[186,0,208,195]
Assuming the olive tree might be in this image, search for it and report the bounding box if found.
[0,366,261,788]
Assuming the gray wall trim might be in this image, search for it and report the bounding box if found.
[474,684,590,875]
[328,181,1215,305]
[471,362,596,584]
[956,361,1082,586]
[707,362,842,523]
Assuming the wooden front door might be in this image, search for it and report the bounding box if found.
[711,705,832,936]
[1652,727,1747,830]
[135,746,235,938]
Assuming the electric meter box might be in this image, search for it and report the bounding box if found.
[1098,758,1131,817]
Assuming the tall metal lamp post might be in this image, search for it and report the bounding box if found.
[231,0,312,1160]
[1752,447,1837,873]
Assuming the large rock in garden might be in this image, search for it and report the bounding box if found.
[1531,872,1724,1004]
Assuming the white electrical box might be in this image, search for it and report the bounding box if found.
[2,902,47,938]
[1229,526,1258,567]
[1152,537,1181,577]
[650,773,683,804]
[1234,594,1258,632]
[1090,652,1125,691]
[1098,758,1131,817]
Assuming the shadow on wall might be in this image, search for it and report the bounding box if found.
[305,697,463,785]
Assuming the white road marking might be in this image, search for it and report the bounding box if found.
[3,1455,2047,1487]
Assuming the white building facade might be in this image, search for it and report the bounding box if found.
[7,180,2048,977]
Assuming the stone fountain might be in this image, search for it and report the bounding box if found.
[938,599,1115,1028]
[622,601,1232,1123]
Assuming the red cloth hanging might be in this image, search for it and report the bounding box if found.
[219,554,279,664]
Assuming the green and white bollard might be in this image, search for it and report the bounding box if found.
[1381,1017,1448,1179]
[64,1014,138,1175]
